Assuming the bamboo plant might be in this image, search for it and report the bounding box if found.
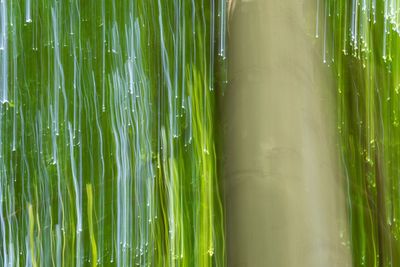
[323,0,400,266]
[0,0,226,266]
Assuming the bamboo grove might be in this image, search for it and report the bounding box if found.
[0,0,226,266]
[323,0,400,266]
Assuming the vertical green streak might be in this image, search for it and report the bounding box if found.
[86,184,97,267]
[28,204,37,267]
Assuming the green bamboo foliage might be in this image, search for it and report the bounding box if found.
[323,0,400,266]
[0,0,226,266]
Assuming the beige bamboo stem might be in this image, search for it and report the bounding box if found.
[223,0,352,266]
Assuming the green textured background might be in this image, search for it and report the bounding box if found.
[0,0,226,266]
